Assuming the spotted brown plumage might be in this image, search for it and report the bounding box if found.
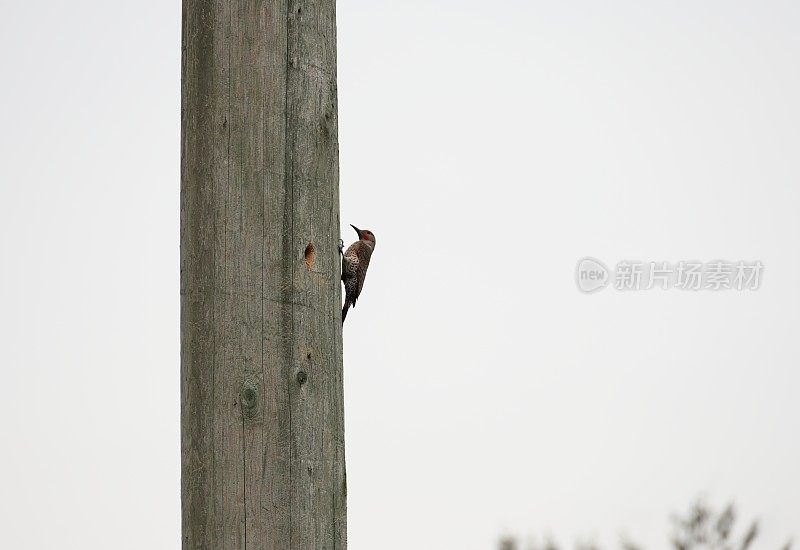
[341,224,376,323]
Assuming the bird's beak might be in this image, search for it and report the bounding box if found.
[350,224,361,237]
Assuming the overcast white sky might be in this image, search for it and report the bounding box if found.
[1,1,799,549]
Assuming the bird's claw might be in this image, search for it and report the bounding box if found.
[338,239,344,255]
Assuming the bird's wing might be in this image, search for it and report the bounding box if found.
[355,251,371,302]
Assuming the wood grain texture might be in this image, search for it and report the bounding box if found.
[181,0,345,547]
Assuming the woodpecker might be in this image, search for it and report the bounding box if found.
[341,224,376,324]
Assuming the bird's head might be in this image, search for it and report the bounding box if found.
[351,224,376,248]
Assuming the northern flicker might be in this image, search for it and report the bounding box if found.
[341,224,376,323]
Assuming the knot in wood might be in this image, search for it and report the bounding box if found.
[240,384,259,417]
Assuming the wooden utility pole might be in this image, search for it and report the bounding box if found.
[180,1,345,548]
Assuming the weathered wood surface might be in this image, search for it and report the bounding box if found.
[180,0,345,547]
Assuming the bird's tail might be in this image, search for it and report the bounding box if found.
[342,300,351,324]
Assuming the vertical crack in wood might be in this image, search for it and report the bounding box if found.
[283,1,294,542]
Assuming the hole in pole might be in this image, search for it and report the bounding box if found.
[304,243,315,271]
